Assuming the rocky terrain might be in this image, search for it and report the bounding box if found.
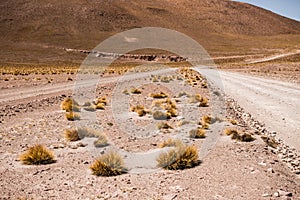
[0,66,299,199]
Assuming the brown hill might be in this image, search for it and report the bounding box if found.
[1,0,300,64]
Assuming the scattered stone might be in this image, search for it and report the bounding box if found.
[267,168,274,173]
[277,189,292,197]
[262,193,271,197]
[163,194,177,200]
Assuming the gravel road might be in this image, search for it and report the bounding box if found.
[195,66,300,152]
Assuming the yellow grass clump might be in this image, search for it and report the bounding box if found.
[90,151,127,176]
[156,122,173,130]
[64,129,80,141]
[150,92,168,99]
[157,145,200,170]
[130,88,142,94]
[65,111,80,121]
[19,144,55,165]
[131,105,149,117]
[189,128,206,138]
[159,138,184,148]
[61,98,80,112]
[199,97,209,107]
[152,110,171,120]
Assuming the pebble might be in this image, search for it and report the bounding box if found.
[261,193,271,197]
[267,168,274,173]
[277,189,292,197]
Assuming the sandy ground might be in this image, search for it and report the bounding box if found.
[0,68,299,199]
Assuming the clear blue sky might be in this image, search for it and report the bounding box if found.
[234,0,300,22]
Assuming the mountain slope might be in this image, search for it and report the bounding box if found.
[0,0,300,64]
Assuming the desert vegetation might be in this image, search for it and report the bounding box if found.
[19,144,55,165]
[157,144,200,170]
[90,151,127,176]
[224,128,255,142]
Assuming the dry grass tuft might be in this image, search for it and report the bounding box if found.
[131,88,142,94]
[156,122,173,130]
[261,136,278,148]
[65,111,80,121]
[96,103,105,110]
[64,129,80,141]
[131,105,148,117]
[90,151,127,176]
[189,128,206,138]
[95,97,108,105]
[61,98,80,112]
[157,145,200,170]
[153,110,171,120]
[177,91,189,97]
[93,135,109,148]
[19,144,55,165]
[199,97,209,107]
[159,138,183,148]
[83,105,97,112]
[224,128,238,136]
[150,92,168,99]
[189,94,202,103]
[230,119,238,125]
[225,128,255,142]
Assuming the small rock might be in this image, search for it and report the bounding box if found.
[267,168,274,173]
[262,193,271,197]
[277,189,292,197]
[274,192,279,197]
[258,161,267,166]
[76,142,87,148]
[163,194,177,200]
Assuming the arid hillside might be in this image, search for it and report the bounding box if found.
[1,0,300,64]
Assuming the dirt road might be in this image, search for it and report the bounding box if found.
[0,68,175,103]
[195,66,300,152]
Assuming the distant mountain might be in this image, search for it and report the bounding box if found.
[1,0,300,64]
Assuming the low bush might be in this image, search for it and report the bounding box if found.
[159,138,183,148]
[90,151,127,176]
[65,112,80,121]
[224,128,255,142]
[150,92,168,99]
[189,128,206,138]
[83,105,97,112]
[131,88,142,94]
[156,122,173,130]
[199,97,209,107]
[95,103,105,110]
[153,110,171,120]
[61,98,80,112]
[93,134,108,148]
[131,105,148,117]
[64,129,80,141]
[19,144,55,165]
[157,145,200,170]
